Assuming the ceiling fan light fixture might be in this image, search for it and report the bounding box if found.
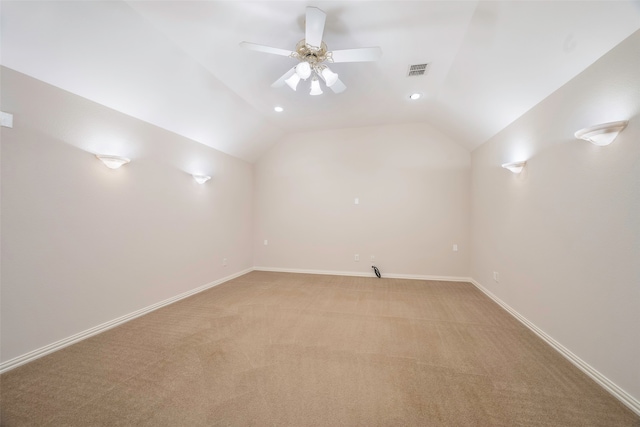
[295,61,312,80]
[285,73,301,91]
[310,77,323,96]
[242,6,382,95]
[321,67,339,87]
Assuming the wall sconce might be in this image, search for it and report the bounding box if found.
[96,155,130,169]
[192,174,211,184]
[574,121,628,146]
[502,161,526,174]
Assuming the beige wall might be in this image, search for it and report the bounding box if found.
[253,123,471,277]
[1,68,254,362]
[470,32,640,400]
[2,28,638,408]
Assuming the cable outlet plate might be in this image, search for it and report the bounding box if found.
[0,111,13,128]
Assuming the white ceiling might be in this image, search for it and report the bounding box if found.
[2,1,639,162]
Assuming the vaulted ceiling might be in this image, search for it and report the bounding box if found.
[2,1,639,162]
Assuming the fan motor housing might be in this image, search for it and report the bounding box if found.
[293,40,332,64]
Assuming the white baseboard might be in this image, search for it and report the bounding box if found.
[470,278,640,416]
[253,266,471,283]
[0,268,254,374]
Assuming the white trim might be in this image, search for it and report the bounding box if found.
[253,266,471,283]
[0,268,254,374]
[470,278,640,416]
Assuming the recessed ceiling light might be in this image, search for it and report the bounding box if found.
[409,93,422,100]
[274,106,284,112]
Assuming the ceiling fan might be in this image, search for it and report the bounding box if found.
[240,6,382,95]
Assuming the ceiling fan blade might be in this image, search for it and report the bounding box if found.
[329,78,347,94]
[330,47,382,63]
[239,41,294,57]
[305,7,326,49]
[271,67,296,88]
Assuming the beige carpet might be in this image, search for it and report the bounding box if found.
[1,271,638,426]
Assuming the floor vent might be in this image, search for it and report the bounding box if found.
[407,63,428,77]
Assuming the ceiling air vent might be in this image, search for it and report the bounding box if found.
[407,63,428,77]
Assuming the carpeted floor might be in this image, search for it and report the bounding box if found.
[1,271,638,426]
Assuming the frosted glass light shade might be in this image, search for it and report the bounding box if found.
[192,174,211,184]
[574,121,628,146]
[295,62,312,79]
[501,161,526,174]
[310,78,323,96]
[96,155,130,169]
[285,73,301,91]
[321,67,338,87]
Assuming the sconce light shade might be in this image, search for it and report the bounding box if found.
[321,67,339,87]
[193,174,211,184]
[285,73,301,91]
[574,121,628,146]
[96,155,130,169]
[502,161,526,174]
[295,62,312,80]
[310,77,323,96]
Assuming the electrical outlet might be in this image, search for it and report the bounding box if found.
[354,197,359,205]
[354,254,360,262]
[264,239,268,246]
[370,255,375,263]
[493,271,499,282]
[453,244,458,252]
[0,111,13,128]
[223,258,228,267]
